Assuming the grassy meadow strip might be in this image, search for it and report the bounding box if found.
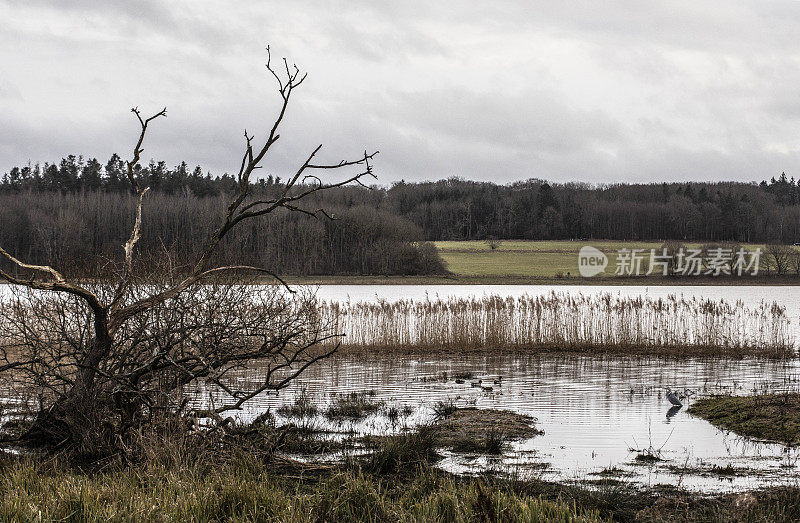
[0,459,599,522]
[321,292,795,357]
[2,434,800,522]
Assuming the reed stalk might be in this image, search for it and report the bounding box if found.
[319,292,795,358]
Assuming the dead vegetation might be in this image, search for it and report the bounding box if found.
[325,391,383,420]
[323,292,795,357]
[0,48,377,455]
[433,407,543,454]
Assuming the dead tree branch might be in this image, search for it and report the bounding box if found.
[0,48,375,449]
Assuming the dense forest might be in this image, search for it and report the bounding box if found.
[387,174,800,244]
[0,156,445,277]
[1,154,800,276]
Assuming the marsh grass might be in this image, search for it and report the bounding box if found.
[322,292,795,357]
[634,451,664,463]
[276,389,318,419]
[363,424,441,475]
[667,463,742,477]
[450,426,507,455]
[325,391,383,420]
[0,456,610,523]
[2,419,800,522]
[689,393,800,445]
[384,406,401,425]
[432,399,458,419]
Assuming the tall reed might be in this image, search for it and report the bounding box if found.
[320,292,795,357]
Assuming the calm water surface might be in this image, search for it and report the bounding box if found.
[219,352,800,493]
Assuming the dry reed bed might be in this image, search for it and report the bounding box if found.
[320,292,796,357]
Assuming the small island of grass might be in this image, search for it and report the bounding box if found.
[689,393,800,446]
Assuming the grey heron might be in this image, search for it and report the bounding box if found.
[666,389,683,407]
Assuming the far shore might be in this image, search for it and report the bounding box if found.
[280,274,800,286]
[3,274,800,286]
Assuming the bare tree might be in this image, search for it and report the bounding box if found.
[659,241,685,276]
[484,236,501,251]
[1,279,338,445]
[791,249,800,277]
[0,48,377,449]
[765,243,794,275]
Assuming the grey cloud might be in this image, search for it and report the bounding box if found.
[1,0,800,185]
[0,78,22,101]
[382,88,622,153]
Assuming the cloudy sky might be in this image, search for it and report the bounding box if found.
[1,1,800,185]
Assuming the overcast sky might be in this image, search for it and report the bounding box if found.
[2,1,800,185]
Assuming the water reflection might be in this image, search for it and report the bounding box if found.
[214,352,799,492]
[666,405,682,420]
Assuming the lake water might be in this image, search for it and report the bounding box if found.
[224,352,800,493]
[259,284,800,491]
[3,283,800,491]
[2,283,798,325]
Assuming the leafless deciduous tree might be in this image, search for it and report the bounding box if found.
[659,241,686,276]
[484,236,501,251]
[765,243,795,275]
[0,48,377,450]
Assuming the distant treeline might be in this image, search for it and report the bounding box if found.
[0,155,447,277]
[388,174,800,244]
[0,189,445,277]
[1,154,800,276]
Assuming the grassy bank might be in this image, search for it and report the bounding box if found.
[275,239,798,285]
[3,404,800,522]
[689,393,800,445]
[0,459,601,522]
[3,448,800,522]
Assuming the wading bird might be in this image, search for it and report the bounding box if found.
[666,389,683,407]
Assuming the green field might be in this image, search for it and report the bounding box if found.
[280,239,789,285]
[433,240,774,284]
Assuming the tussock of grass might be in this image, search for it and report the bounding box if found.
[634,452,664,463]
[325,391,383,420]
[450,426,506,455]
[432,399,458,419]
[435,408,542,455]
[276,390,318,419]
[363,424,441,475]
[689,393,800,445]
